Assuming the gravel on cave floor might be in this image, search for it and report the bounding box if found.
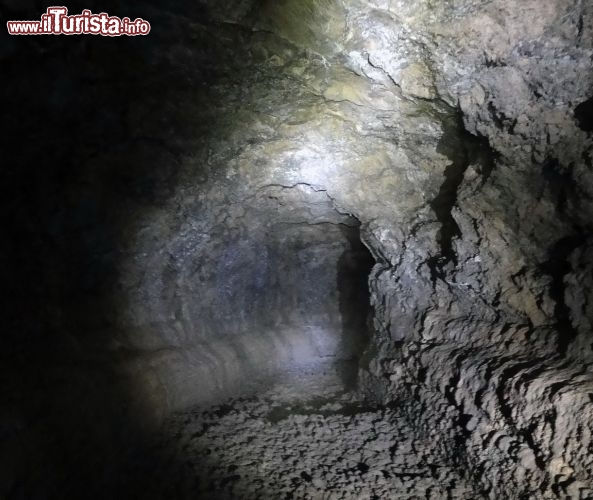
[142,364,478,499]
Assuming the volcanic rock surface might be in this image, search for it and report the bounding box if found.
[147,365,477,499]
[2,0,593,498]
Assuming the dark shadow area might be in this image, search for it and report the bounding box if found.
[0,1,247,498]
[541,157,581,216]
[336,223,375,390]
[428,104,498,277]
[540,233,587,356]
[575,96,593,132]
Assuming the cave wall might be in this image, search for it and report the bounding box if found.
[329,1,593,497]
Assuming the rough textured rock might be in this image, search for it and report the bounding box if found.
[2,0,593,498]
[147,365,476,499]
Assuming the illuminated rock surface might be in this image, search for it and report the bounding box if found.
[2,0,593,498]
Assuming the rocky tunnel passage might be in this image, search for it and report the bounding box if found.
[119,182,376,407]
[3,0,593,498]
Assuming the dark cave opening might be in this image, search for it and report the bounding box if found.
[336,223,376,389]
[575,96,593,132]
[253,216,376,390]
[181,210,377,403]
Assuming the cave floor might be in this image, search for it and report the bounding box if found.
[141,364,478,499]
